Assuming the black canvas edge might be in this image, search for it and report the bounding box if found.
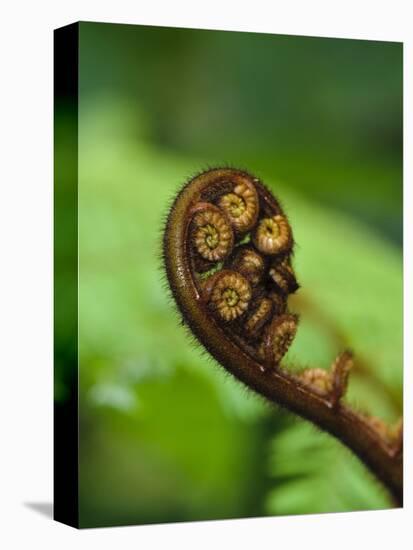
[53,22,79,529]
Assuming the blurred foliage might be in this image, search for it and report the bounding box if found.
[56,23,402,527]
[266,417,390,515]
[79,23,402,244]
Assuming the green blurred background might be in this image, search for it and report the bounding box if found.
[59,22,403,527]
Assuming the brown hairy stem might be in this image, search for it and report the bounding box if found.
[162,167,403,505]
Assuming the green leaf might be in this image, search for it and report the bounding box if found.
[266,416,391,515]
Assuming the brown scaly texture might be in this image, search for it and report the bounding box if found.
[162,167,403,504]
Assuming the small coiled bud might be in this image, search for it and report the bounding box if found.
[269,257,299,295]
[365,416,392,441]
[191,204,234,262]
[330,350,353,407]
[299,368,332,396]
[245,297,273,337]
[227,245,266,286]
[260,313,298,366]
[206,270,252,322]
[268,291,287,316]
[218,179,259,232]
[252,215,292,256]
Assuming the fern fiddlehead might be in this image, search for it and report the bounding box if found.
[162,167,403,504]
